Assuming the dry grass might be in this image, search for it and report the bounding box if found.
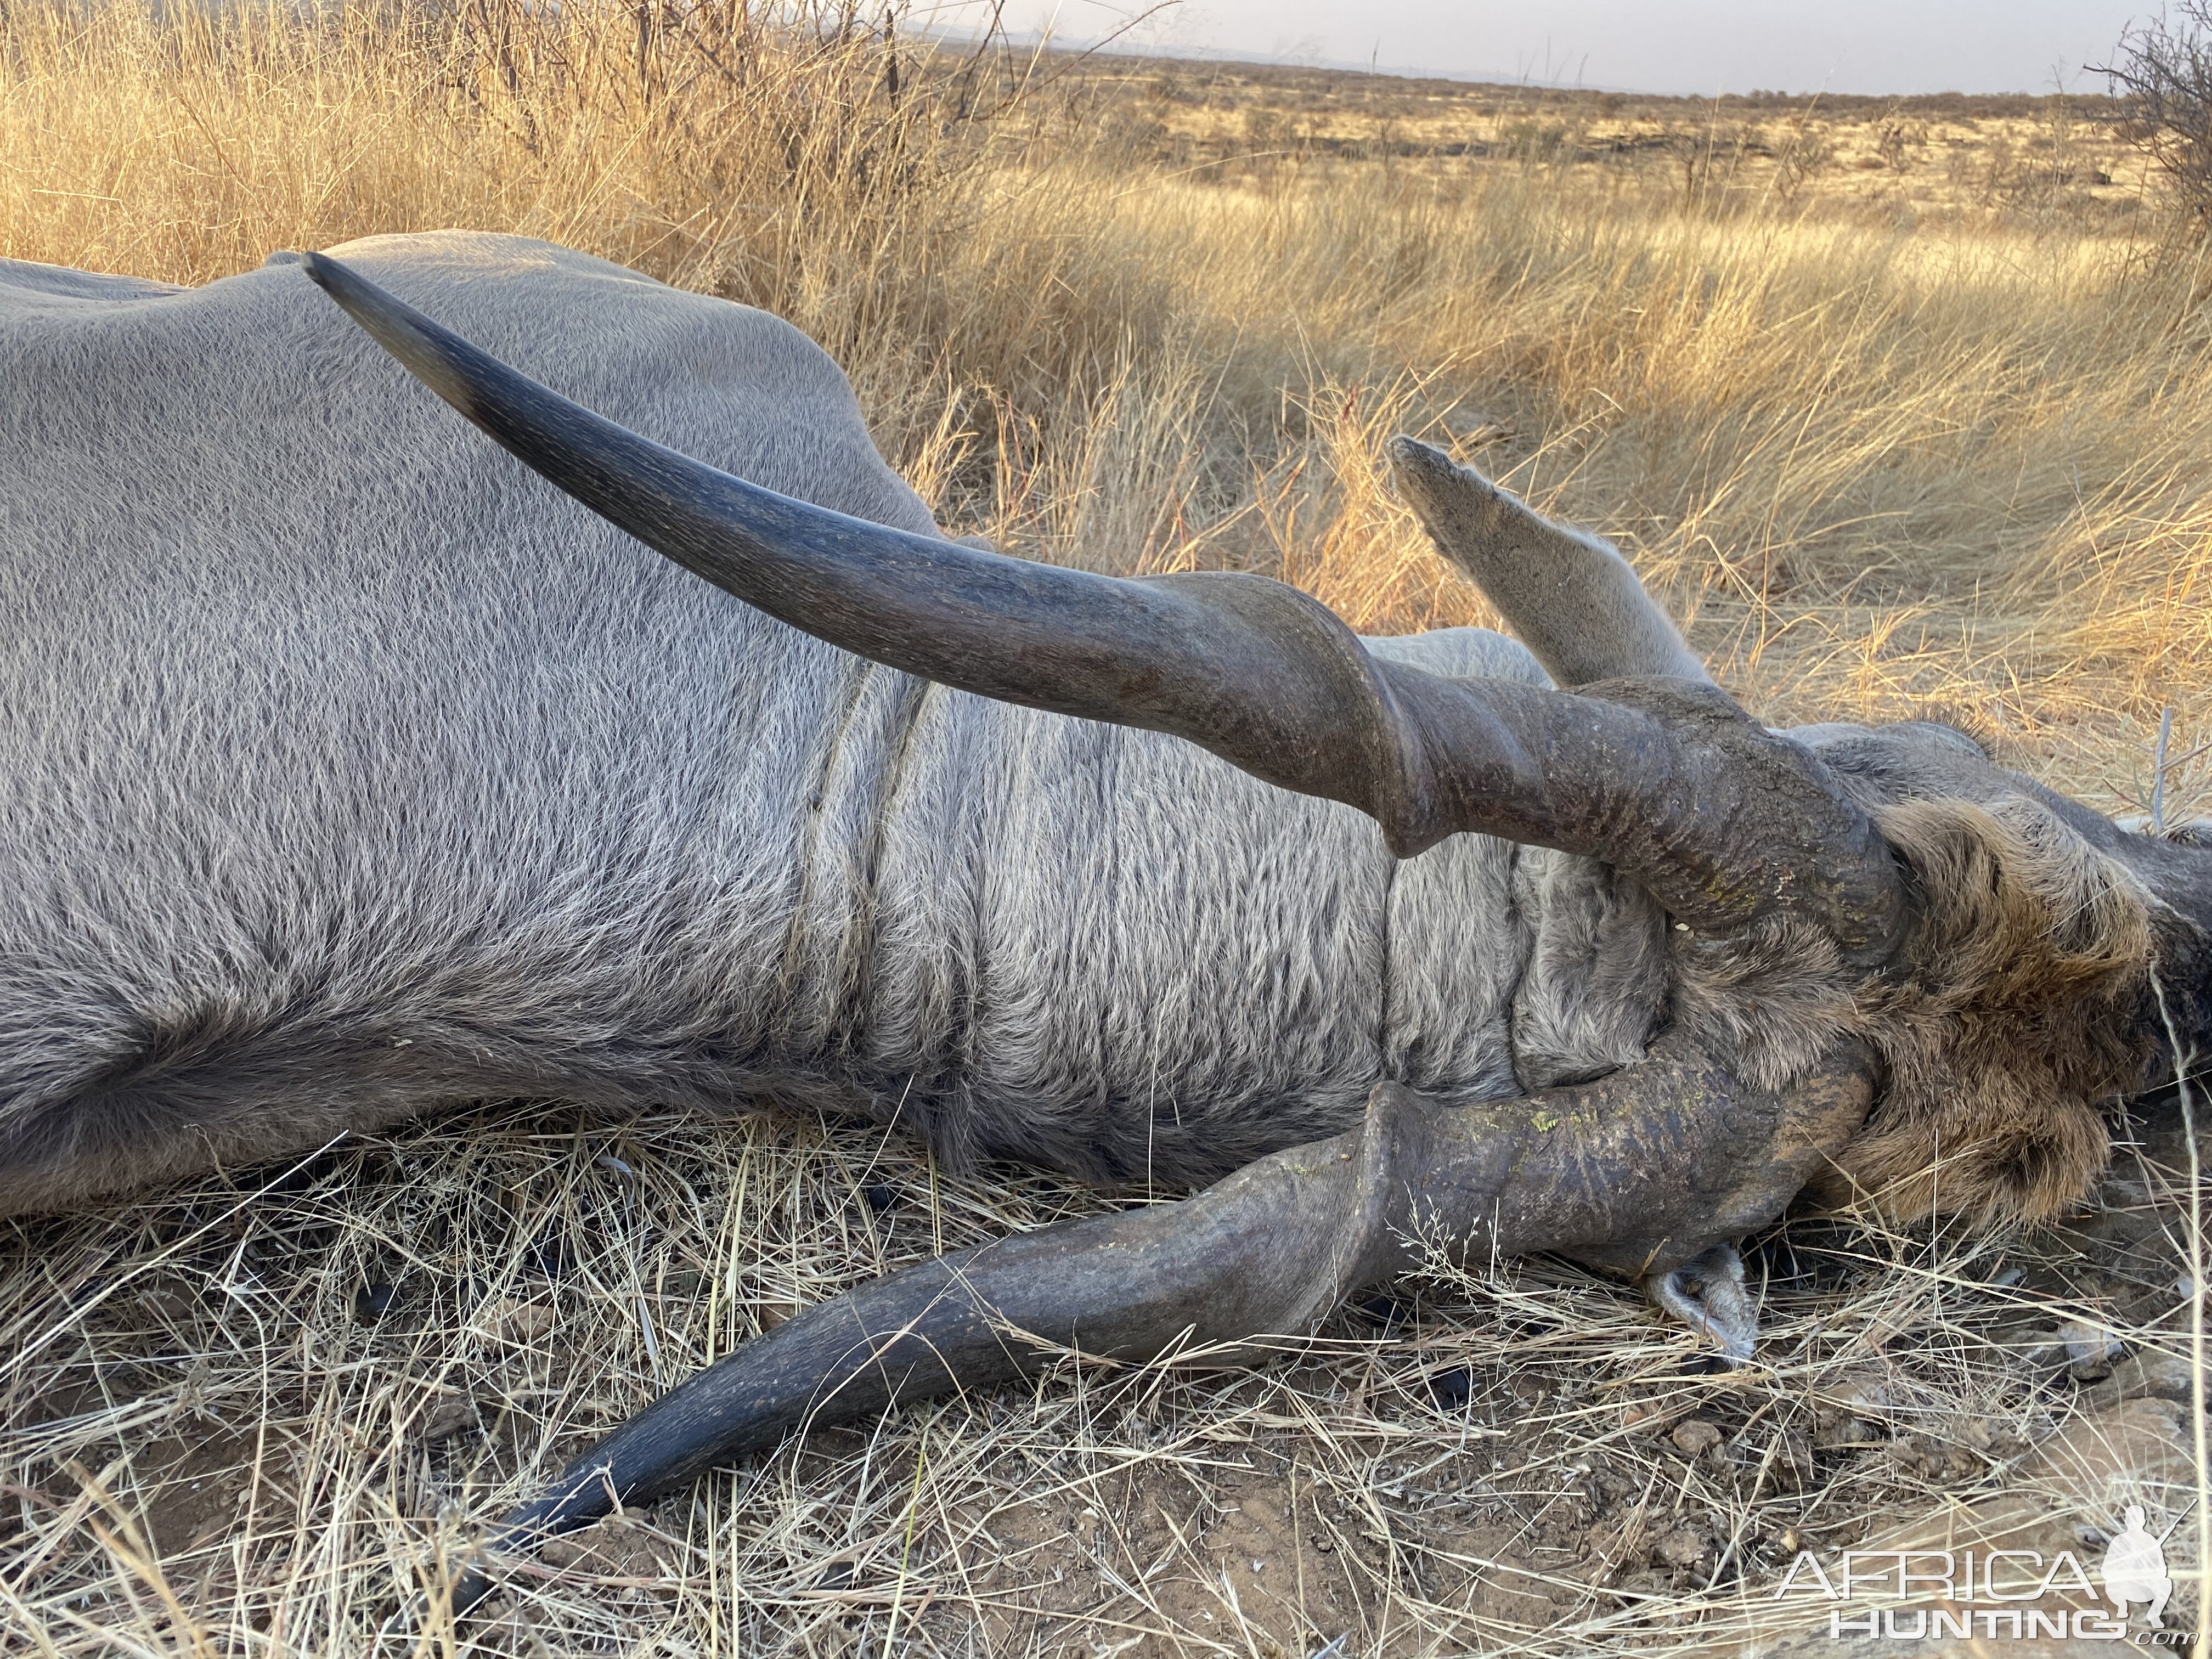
[6,1103,2206,1655]
[5,2,2212,1652]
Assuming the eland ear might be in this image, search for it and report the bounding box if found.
[1387,437,1710,690]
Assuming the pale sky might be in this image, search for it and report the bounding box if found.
[920,1,2151,97]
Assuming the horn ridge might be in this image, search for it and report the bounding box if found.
[304,251,1904,945]
[436,1035,1876,1613]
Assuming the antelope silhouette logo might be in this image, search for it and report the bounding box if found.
[2101,1506,2174,1627]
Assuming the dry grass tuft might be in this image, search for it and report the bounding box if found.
[5,1,2212,1651]
[4,1102,2205,1653]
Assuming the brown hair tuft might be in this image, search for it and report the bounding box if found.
[1819,796,2157,1228]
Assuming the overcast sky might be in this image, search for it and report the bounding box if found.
[919,1,2152,97]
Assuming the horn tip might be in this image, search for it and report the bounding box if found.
[298,248,367,309]
[300,249,480,417]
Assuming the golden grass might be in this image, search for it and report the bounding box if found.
[5,2,2212,1652]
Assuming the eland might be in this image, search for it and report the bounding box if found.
[3,230,2202,1596]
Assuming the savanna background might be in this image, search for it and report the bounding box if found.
[5,2,2212,1653]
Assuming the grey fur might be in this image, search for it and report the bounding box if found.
[0,232,1629,1216]
[10,230,2209,1244]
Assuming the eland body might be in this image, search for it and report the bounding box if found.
[7,231,2209,1580]
[5,231,1638,1213]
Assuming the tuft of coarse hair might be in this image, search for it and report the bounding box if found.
[1830,797,2158,1229]
[1670,794,2160,1232]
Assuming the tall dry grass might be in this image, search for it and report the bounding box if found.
[7,3,2212,1654]
[8,1,2212,794]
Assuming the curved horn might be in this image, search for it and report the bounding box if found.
[1385,436,1712,688]
[302,253,1903,949]
[438,1035,1874,1611]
